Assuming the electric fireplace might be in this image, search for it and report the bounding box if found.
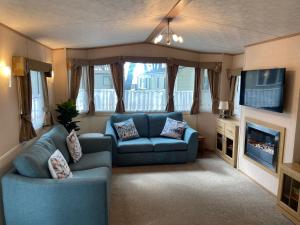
[244,121,282,172]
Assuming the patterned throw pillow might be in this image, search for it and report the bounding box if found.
[48,150,73,179]
[66,130,82,163]
[114,118,140,141]
[160,117,187,140]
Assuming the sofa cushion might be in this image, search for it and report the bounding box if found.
[13,142,53,178]
[150,137,187,152]
[148,112,183,137]
[48,150,73,179]
[160,117,187,140]
[69,151,112,171]
[42,125,71,163]
[113,118,140,141]
[66,130,82,163]
[111,113,148,137]
[72,167,110,179]
[117,138,153,153]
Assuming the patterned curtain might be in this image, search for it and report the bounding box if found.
[18,61,36,142]
[190,67,202,114]
[207,64,221,114]
[41,74,53,126]
[110,62,125,113]
[166,63,179,112]
[88,65,95,115]
[70,65,82,102]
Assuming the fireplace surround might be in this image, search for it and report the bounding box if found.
[244,118,285,174]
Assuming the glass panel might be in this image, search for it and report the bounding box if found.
[226,137,233,158]
[281,174,300,212]
[174,66,195,112]
[200,69,212,112]
[217,133,223,151]
[94,65,116,112]
[123,62,167,112]
[30,71,45,130]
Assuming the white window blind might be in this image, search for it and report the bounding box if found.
[123,62,167,112]
[233,76,241,117]
[200,69,212,112]
[174,66,195,112]
[94,65,116,112]
[30,71,45,130]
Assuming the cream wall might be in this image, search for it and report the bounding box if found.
[0,24,53,225]
[63,43,231,150]
[237,35,300,195]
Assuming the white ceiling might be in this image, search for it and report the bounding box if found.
[0,0,300,53]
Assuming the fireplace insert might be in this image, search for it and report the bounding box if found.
[245,121,280,172]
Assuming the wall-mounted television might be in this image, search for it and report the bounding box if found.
[240,68,285,113]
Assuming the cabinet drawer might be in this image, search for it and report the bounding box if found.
[216,121,225,132]
[225,125,235,137]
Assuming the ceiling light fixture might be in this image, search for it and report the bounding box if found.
[153,18,183,46]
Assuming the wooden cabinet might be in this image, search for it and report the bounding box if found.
[278,163,300,224]
[215,118,239,167]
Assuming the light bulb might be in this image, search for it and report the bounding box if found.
[172,34,178,42]
[157,34,163,42]
[178,36,183,43]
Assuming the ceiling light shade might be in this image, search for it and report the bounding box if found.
[153,18,183,46]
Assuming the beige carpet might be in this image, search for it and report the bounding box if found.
[110,153,293,225]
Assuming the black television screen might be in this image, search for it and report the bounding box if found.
[240,68,285,113]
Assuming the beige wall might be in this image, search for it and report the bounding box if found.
[62,43,231,150]
[0,24,53,225]
[237,35,300,195]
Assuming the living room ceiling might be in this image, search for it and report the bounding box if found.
[0,0,300,53]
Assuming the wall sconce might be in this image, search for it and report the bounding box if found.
[0,64,12,88]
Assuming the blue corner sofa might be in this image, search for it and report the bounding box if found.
[105,112,199,166]
[2,125,112,225]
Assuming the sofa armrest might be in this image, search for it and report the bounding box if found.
[184,126,199,162]
[78,133,112,154]
[2,171,109,225]
[105,120,117,151]
[105,120,118,166]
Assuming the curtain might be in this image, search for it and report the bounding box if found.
[228,75,237,116]
[110,62,125,113]
[166,63,179,112]
[41,74,53,126]
[88,65,95,115]
[208,67,221,114]
[17,65,36,142]
[70,65,82,102]
[190,67,202,114]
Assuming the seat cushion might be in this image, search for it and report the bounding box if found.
[69,151,112,171]
[117,138,153,153]
[72,167,111,179]
[111,113,149,137]
[150,137,187,152]
[42,125,71,163]
[148,112,183,137]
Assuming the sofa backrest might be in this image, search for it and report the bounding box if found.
[13,136,57,178]
[42,125,71,163]
[148,112,183,137]
[111,113,149,137]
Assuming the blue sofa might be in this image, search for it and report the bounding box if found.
[2,125,112,225]
[105,112,199,166]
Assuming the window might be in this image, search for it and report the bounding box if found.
[233,76,241,117]
[31,71,45,129]
[123,62,167,112]
[174,66,195,111]
[76,66,89,113]
[200,69,212,112]
[94,65,116,112]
